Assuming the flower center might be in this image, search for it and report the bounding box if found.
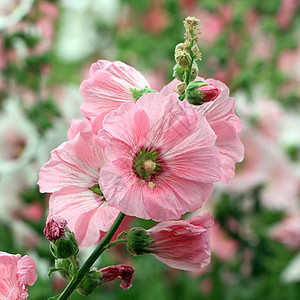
[134,148,161,180]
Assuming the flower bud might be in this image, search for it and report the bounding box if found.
[173,64,185,81]
[55,259,72,280]
[127,227,154,255]
[176,82,186,94]
[44,216,67,242]
[77,270,102,296]
[190,62,199,81]
[185,81,221,105]
[175,50,191,70]
[50,229,78,259]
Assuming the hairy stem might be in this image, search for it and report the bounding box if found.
[57,212,126,300]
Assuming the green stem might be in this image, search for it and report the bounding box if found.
[68,256,77,278]
[106,238,127,249]
[57,212,126,300]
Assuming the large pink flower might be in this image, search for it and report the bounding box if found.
[38,120,120,248]
[161,77,244,183]
[79,60,151,128]
[0,252,37,300]
[99,92,221,221]
[146,213,214,271]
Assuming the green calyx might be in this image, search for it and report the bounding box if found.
[185,81,209,105]
[127,227,154,255]
[130,87,157,100]
[77,270,103,296]
[50,229,79,259]
[134,149,161,180]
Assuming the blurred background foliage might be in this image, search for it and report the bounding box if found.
[0,0,300,299]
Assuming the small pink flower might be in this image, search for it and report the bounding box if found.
[38,120,120,248]
[147,213,214,271]
[99,92,221,221]
[44,215,67,242]
[0,251,37,300]
[79,60,150,126]
[161,77,244,183]
[99,265,134,290]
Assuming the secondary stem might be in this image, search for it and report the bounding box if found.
[57,212,126,300]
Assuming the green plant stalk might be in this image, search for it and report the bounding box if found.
[179,30,196,101]
[57,212,126,300]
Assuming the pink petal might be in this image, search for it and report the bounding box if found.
[38,131,107,193]
[80,71,137,120]
[137,93,198,151]
[49,186,120,248]
[99,102,150,161]
[67,119,92,140]
[16,256,37,286]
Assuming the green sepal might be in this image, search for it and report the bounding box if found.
[130,87,156,100]
[173,64,185,81]
[88,184,103,196]
[185,81,209,105]
[127,227,154,255]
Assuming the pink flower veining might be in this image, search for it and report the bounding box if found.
[99,92,222,221]
[146,213,214,271]
[0,252,37,300]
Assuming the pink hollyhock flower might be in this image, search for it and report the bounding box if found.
[79,60,151,127]
[161,77,244,183]
[0,251,37,300]
[270,212,300,250]
[38,120,120,248]
[128,213,214,271]
[98,265,134,290]
[99,92,221,221]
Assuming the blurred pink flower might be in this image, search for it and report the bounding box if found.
[142,0,169,34]
[99,92,221,221]
[276,0,299,29]
[146,213,214,271]
[270,212,300,250]
[38,120,120,248]
[210,222,238,261]
[0,251,37,300]
[161,77,244,183]
[98,265,134,290]
[23,202,44,221]
[79,60,150,127]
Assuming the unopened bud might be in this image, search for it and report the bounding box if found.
[77,270,102,296]
[175,43,186,54]
[50,229,79,259]
[127,227,154,255]
[190,62,198,81]
[176,82,186,94]
[185,81,221,105]
[175,50,191,70]
[173,64,185,81]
